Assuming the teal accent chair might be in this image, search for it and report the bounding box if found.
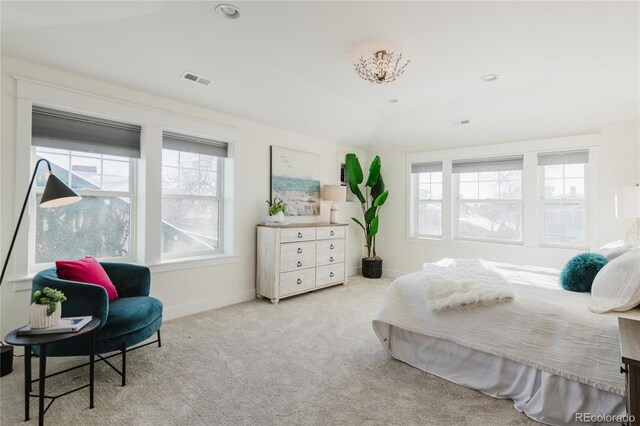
[31,262,163,385]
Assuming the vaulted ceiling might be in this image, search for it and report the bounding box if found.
[2,1,638,149]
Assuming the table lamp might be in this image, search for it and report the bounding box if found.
[322,185,347,224]
[615,184,640,247]
[0,159,81,285]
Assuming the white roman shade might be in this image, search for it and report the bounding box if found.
[452,155,524,173]
[32,106,142,158]
[411,162,443,174]
[163,131,228,158]
[537,150,589,166]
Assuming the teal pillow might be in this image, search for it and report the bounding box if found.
[560,253,608,292]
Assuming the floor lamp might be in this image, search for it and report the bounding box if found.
[0,158,81,286]
[615,184,640,247]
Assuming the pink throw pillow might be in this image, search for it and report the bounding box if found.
[56,256,119,301]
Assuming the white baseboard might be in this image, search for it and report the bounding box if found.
[163,288,255,321]
[382,268,408,279]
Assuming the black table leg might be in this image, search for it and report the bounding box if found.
[90,329,95,408]
[38,344,47,426]
[24,345,31,421]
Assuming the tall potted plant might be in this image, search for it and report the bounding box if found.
[346,153,389,278]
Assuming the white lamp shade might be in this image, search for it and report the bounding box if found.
[615,186,640,218]
[322,185,347,202]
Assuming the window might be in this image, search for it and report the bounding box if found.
[453,156,523,243]
[30,106,140,266]
[161,132,228,259]
[411,162,443,236]
[539,150,589,247]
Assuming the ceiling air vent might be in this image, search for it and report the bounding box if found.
[181,71,213,86]
[449,119,471,127]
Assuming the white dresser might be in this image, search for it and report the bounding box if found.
[256,223,349,304]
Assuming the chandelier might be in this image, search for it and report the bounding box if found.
[354,50,411,84]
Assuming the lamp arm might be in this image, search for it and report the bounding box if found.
[0,159,52,285]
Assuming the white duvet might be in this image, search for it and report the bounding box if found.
[373,260,640,396]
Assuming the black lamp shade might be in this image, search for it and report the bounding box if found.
[39,174,82,208]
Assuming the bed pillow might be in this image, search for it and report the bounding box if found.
[560,252,608,292]
[56,256,119,301]
[595,240,634,261]
[589,250,640,313]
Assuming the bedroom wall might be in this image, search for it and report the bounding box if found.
[0,56,366,338]
[372,119,640,277]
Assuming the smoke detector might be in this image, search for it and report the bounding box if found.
[181,71,213,86]
[449,119,471,127]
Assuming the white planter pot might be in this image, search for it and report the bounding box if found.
[270,211,285,223]
[29,302,62,329]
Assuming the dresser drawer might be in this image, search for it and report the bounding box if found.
[316,263,345,287]
[281,227,316,243]
[280,268,316,296]
[316,226,345,240]
[280,241,316,258]
[280,253,316,273]
[316,241,345,266]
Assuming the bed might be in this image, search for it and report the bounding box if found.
[372,260,640,426]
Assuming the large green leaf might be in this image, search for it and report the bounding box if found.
[373,190,389,207]
[371,174,385,200]
[345,153,363,185]
[368,216,379,237]
[365,156,381,188]
[364,206,377,224]
[349,181,366,204]
[351,217,365,232]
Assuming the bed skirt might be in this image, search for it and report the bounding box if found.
[386,324,626,426]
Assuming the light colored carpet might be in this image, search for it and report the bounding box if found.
[0,276,537,425]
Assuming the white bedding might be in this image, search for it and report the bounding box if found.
[372,261,640,396]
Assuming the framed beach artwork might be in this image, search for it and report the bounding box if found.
[270,146,321,216]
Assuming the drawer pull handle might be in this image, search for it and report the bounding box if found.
[330,244,334,250]
[297,261,302,267]
[330,272,334,278]
[297,232,303,238]
[297,278,302,285]
[330,257,334,262]
[297,248,302,254]
[330,230,335,236]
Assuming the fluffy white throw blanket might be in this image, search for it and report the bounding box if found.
[423,258,514,311]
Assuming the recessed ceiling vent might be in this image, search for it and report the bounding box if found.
[181,71,212,86]
[449,119,471,127]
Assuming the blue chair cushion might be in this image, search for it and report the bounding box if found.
[98,296,163,340]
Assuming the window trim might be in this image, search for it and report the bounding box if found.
[406,134,600,250]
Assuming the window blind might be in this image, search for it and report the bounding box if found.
[32,106,141,158]
[411,162,443,174]
[452,155,524,173]
[537,150,589,166]
[163,132,228,158]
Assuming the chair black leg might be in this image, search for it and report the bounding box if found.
[121,344,126,387]
[157,330,162,348]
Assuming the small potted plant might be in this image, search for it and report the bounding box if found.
[30,287,67,329]
[266,197,288,223]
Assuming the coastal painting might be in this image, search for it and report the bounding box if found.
[270,146,320,216]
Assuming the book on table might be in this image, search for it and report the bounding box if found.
[17,316,93,336]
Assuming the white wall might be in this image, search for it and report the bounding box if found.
[0,56,365,337]
[372,120,640,277]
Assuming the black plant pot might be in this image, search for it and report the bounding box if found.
[362,257,383,279]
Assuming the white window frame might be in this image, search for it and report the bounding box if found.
[406,135,600,251]
[29,147,138,270]
[412,172,443,238]
[538,162,590,249]
[161,150,225,259]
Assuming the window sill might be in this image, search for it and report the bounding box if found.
[406,236,584,254]
[148,253,239,274]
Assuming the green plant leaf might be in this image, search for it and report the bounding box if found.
[364,206,377,224]
[346,153,363,185]
[365,156,381,188]
[351,217,365,232]
[373,190,389,207]
[368,216,379,237]
[349,181,366,204]
[371,175,385,200]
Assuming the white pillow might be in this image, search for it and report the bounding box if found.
[589,250,640,313]
[595,240,634,261]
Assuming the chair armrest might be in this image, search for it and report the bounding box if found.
[100,262,150,298]
[32,274,109,328]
